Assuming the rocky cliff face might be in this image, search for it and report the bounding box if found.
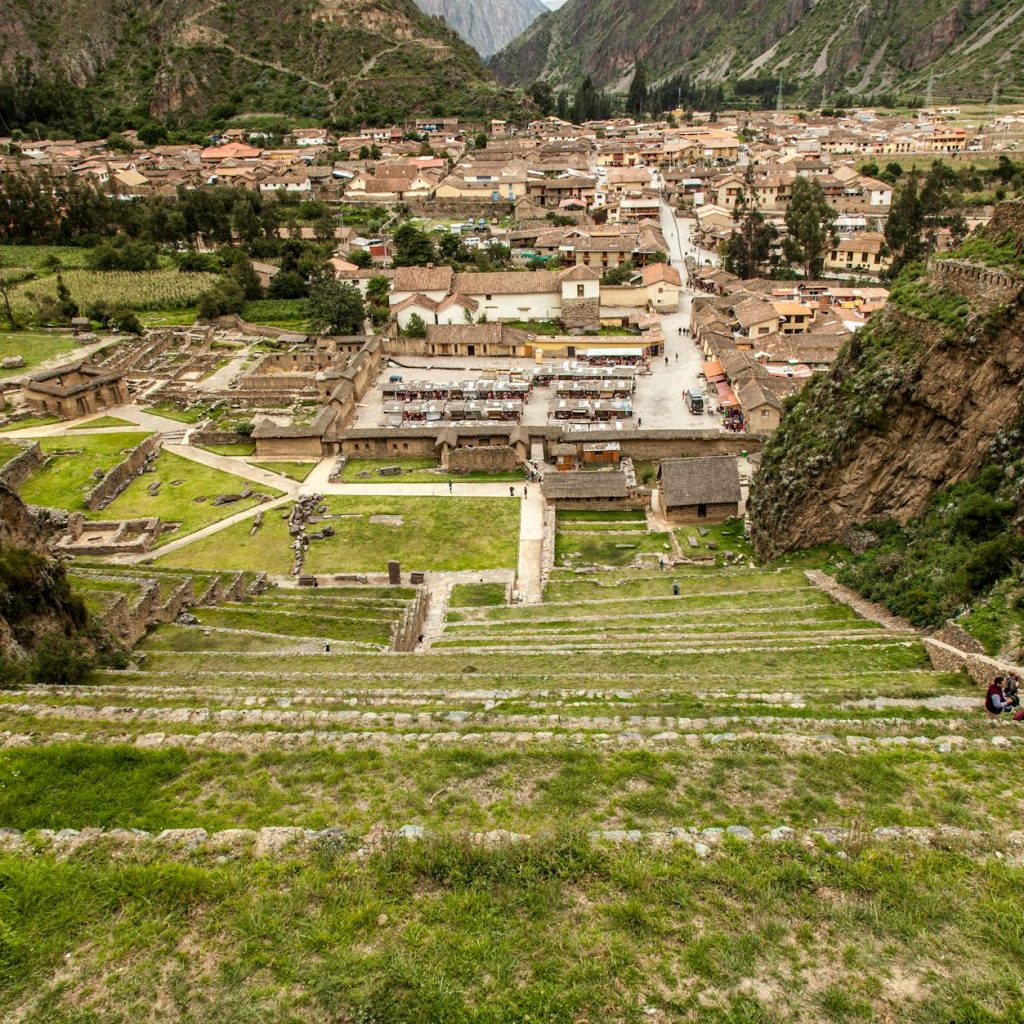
[750,201,1024,561]
[0,483,88,660]
[492,0,1017,103]
[414,0,547,57]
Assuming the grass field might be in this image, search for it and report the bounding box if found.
[0,330,82,378]
[0,245,91,271]
[0,414,59,433]
[0,439,25,464]
[341,458,524,484]
[143,403,211,424]
[15,431,152,511]
[199,442,257,457]
[6,522,1023,1020]
[251,460,317,481]
[157,495,520,573]
[69,416,136,430]
[100,450,283,545]
[243,298,309,329]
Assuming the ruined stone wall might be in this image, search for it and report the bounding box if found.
[391,588,430,652]
[0,442,42,488]
[561,297,600,329]
[190,430,250,447]
[84,436,162,511]
[927,258,1022,308]
[448,445,519,473]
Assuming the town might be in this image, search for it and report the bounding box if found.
[3,71,1024,1024]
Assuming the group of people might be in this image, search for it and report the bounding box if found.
[985,675,1024,720]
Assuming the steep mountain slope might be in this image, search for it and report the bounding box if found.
[414,0,547,57]
[0,483,94,678]
[492,0,1024,102]
[750,200,1024,562]
[0,0,524,129]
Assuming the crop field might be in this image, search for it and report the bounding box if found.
[2,535,1022,1020]
[8,269,220,316]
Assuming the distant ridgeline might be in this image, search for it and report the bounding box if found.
[750,199,1024,643]
[0,0,526,135]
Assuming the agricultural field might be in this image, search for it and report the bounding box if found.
[0,245,92,271]
[8,269,219,318]
[0,330,83,378]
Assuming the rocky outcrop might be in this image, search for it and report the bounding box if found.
[414,0,547,57]
[492,0,1012,102]
[751,201,1024,560]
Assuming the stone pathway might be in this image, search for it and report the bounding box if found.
[516,487,545,603]
[805,570,914,631]
[164,443,301,493]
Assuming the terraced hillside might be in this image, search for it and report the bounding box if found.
[0,561,1021,1021]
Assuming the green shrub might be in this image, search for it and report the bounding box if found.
[29,632,95,686]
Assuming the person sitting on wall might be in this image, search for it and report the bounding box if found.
[985,676,1024,719]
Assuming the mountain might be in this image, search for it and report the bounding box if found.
[750,199,1024,564]
[492,0,1024,104]
[413,0,548,57]
[0,0,525,131]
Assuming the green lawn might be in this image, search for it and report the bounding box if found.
[251,460,318,482]
[137,308,199,327]
[199,442,257,457]
[0,439,25,464]
[158,495,520,573]
[0,414,59,433]
[16,432,152,511]
[100,450,283,545]
[556,528,672,567]
[0,330,82,379]
[69,416,136,430]
[449,582,508,607]
[341,458,442,482]
[341,458,523,484]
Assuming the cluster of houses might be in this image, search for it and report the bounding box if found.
[687,277,889,434]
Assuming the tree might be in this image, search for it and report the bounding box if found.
[474,132,487,150]
[392,222,436,267]
[601,260,634,285]
[308,279,365,335]
[137,121,169,147]
[528,80,554,115]
[349,248,372,269]
[626,60,648,118]
[54,274,78,322]
[404,312,427,338]
[198,280,246,320]
[724,165,778,279]
[783,177,836,278]
[269,269,308,299]
[224,252,263,301]
[884,172,926,278]
[366,275,391,307]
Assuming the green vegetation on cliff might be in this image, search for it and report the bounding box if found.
[751,205,1024,646]
[492,0,1024,107]
[0,0,524,136]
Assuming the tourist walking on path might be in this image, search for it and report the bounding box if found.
[448,479,453,493]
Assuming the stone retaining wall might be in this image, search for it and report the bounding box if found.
[448,445,519,473]
[927,258,1022,308]
[922,637,1021,686]
[84,435,162,512]
[392,588,430,653]
[0,442,42,487]
[190,430,250,447]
